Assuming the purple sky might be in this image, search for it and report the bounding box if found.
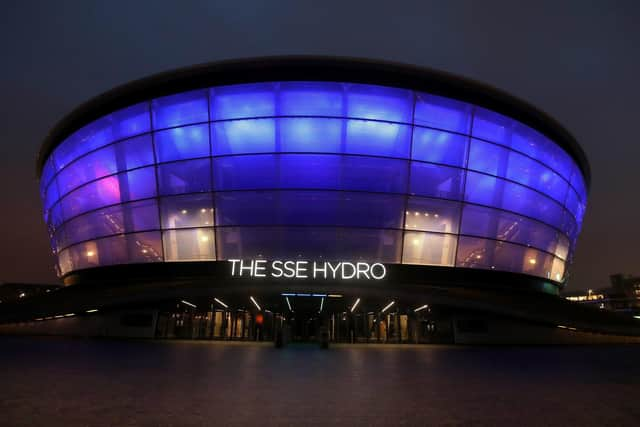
[1,1,638,291]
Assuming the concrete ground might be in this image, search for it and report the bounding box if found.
[1,337,639,426]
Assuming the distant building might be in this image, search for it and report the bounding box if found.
[563,274,640,317]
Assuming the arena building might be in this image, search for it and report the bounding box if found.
[3,57,638,344]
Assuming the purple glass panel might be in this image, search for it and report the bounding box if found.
[217,226,401,262]
[210,83,276,121]
[460,204,561,255]
[159,193,214,229]
[345,120,411,158]
[157,158,212,196]
[412,128,468,167]
[405,197,461,234]
[409,162,464,200]
[60,166,156,221]
[414,93,472,133]
[279,82,343,116]
[152,89,208,129]
[54,103,150,171]
[211,119,275,155]
[279,118,342,153]
[216,190,404,229]
[345,84,413,123]
[55,199,159,250]
[155,124,210,162]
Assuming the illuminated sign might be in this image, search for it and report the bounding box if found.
[228,259,387,280]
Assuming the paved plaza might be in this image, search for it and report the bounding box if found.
[1,337,639,426]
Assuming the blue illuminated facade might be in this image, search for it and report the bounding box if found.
[39,80,587,284]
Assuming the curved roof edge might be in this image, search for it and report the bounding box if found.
[36,55,591,186]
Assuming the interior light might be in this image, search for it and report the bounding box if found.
[381,300,395,313]
[529,258,537,265]
[181,300,196,308]
[475,254,482,259]
[319,297,324,313]
[64,313,75,317]
[86,309,99,313]
[434,214,439,218]
[200,235,209,242]
[414,304,428,312]
[327,294,343,298]
[350,297,361,312]
[214,298,228,308]
[286,297,293,312]
[141,249,148,254]
[414,211,419,216]
[250,296,261,311]
[181,209,188,214]
[200,208,206,213]
[86,251,95,257]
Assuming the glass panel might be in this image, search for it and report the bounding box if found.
[570,166,587,202]
[155,124,210,162]
[279,118,342,153]
[213,154,408,194]
[160,193,214,229]
[460,204,561,255]
[345,120,411,158]
[550,257,566,282]
[467,139,509,177]
[157,158,212,196]
[404,197,460,233]
[464,172,564,229]
[211,119,275,155]
[44,179,60,210]
[55,199,159,250]
[456,236,554,279]
[414,93,472,133]
[152,89,209,129]
[409,162,464,200]
[471,108,513,147]
[412,128,468,167]
[345,84,413,123]
[54,103,150,170]
[402,231,456,266]
[60,166,156,221]
[126,232,163,264]
[279,81,343,116]
[215,190,404,229]
[217,226,401,262]
[56,134,154,197]
[505,151,568,203]
[41,156,56,194]
[163,228,216,261]
[210,83,276,120]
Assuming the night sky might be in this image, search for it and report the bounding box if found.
[1,1,638,291]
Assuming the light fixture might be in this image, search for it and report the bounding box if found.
[86,309,99,313]
[414,304,428,312]
[64,313,75,317]
[319,297,324,313]
[141,249,148,254]
[327,294,343,298]
[350,297,361,312]
[200,208,206,213]
[285,297,293,312]
[529,258,537,265]
[86,251,95,257]
[181,209,187,214]
[200,235,209,242]
[381,300,395,313]
[213,298,228,308]
[181,300,196,308]
[250,296,261,311]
